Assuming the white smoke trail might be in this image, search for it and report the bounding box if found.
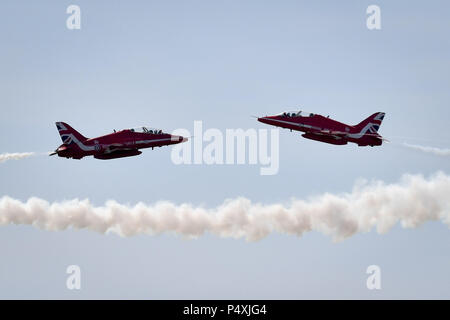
[403,143,450,156]
[1,172,449,241]
[0,152,35,163]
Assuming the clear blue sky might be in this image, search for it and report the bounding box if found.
[0,0,449,298]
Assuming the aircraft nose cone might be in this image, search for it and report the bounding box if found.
[257,117,269,124]
[172,135,188,143]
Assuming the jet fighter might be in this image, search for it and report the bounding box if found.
[258,111,386,146]
[50,122,187,159]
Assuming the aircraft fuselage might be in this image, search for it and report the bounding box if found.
[258,111,385,147]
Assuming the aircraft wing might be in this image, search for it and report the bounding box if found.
[309,129,349,140]
[309,129,384,141]
[103,143,136,154]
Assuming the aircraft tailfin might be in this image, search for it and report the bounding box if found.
[55,122,88,144]
[354,112,385,135]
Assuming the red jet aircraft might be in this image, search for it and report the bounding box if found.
[258,111,386,146]
[50,122,187,159]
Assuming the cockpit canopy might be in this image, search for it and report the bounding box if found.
[128,126,163,135]
[278,110,315,118]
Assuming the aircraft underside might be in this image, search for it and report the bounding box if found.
[94,149,142,160]
[302,133,348,145]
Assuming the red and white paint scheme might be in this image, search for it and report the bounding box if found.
[50,122,188,160]
[258,111,386,146]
